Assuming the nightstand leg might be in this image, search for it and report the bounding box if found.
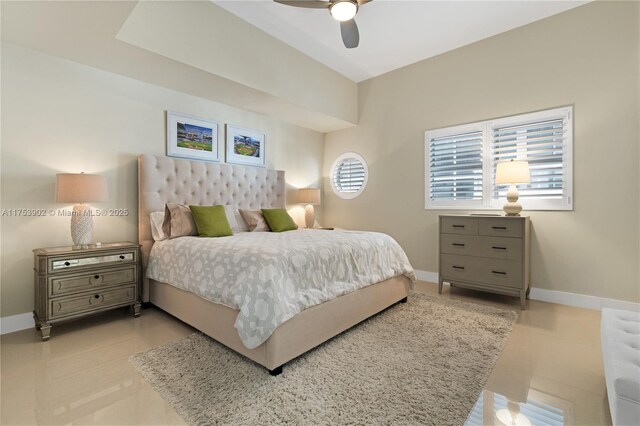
[132,302,141,317]
[438,279,444,294]
[520,292,527,310]
[40,324,51,341]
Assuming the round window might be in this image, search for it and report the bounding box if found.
[330,152,368,199]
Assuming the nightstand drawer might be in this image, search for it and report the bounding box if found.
[441,217,478,235]
[477,259,523,289]
[440,234,479,256]
[48,250,137,273]
[478,218,522,238]
[475,236,522,260]
[48,266,137,297]
[49,285,137,319]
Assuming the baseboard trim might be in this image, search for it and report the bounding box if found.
[414,269,439,283]
[414,269,639,312]
[528,288,639,312]
[0,312,33,335]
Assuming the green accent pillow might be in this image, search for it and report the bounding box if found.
[188,205,233,237]
[261,208,298,232]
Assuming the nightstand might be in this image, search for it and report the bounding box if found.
[33,242,141,341]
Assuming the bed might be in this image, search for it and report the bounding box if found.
[138,154,415,375]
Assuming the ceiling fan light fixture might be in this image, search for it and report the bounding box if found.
[330,0,358,22]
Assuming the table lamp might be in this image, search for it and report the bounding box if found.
[495,160,530,216]
[297,188,320,229]
[56,173,108,246]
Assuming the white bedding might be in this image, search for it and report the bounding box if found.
[146,229,416,349]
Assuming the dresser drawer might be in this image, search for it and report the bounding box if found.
[49,285,137,319]
[475,236,522,261]
[441,217,478,235]
[48,250,137,274]
[478,218,522,238]
[477,259,523,289]
[440,254,480,283]
[440,234,479,256]
[48,266,137,297]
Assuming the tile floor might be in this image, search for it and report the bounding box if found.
[0,282,610,425]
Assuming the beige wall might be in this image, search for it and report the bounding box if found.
[324,1,640,302]
[0,44,325,317]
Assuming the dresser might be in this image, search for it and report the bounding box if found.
[33,242,141,340]
[439,215,530,309]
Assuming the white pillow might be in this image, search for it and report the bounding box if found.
[150,211,167,241]
[224,205,241,234]
[234,208,249,232]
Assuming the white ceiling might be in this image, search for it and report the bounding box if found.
[214,0,589,82]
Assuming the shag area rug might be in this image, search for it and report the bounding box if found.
[130,293,517,425]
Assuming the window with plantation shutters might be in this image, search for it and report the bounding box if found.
[427,129,484,207]
[331,152,368,199]
[425,106,572,210]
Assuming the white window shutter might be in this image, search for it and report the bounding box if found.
[427,131,484,202]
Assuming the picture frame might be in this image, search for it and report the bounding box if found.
[166,111,220,162]
[225,125,266,167]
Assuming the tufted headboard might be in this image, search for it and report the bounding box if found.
[138,154,285,301]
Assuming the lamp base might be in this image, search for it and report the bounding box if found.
[304,204,315,229]
[503,185,523,216]
[71,203,93,246]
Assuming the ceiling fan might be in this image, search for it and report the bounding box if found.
[273,0,372,49]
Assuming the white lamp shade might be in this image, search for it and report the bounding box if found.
[56,173,108,203]
[297,188,321,205]
[496,160,531,185]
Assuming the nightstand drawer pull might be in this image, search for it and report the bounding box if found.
[491,246,507,250]
[452,225,466,228]
[492,270,507,275]
[452,266,465,270]
[94,294,100,299]
[119,255,125,260]
[64,261,71,266]
[452,243,465,247]
[94,275,100,279]
[492,226,507,230]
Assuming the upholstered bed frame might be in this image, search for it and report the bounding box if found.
[138,154,411,374]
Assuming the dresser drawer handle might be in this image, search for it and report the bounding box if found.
[452,243,465,247]
[94,275,100,279]
[452,266,465,270]
[492,271,507,275]
[491,246,507,250]
[119,255,125,260]
[94,294,100,299]
[64,261,71,266]
[452,225,465,228]
[491,226,507,230]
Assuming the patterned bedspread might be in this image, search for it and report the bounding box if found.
[146,229,416,349]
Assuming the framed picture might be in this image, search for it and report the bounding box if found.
[225,125,266,167]
[166,111,219,162]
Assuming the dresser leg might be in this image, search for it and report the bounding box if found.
[40,324,51,341]
[520,292,527,310]
[438,280,444,294]
[132,302,141,317]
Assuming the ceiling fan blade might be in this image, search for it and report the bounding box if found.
[273,0,330,9]
[340,19,360,48]
[357,0,373,5]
